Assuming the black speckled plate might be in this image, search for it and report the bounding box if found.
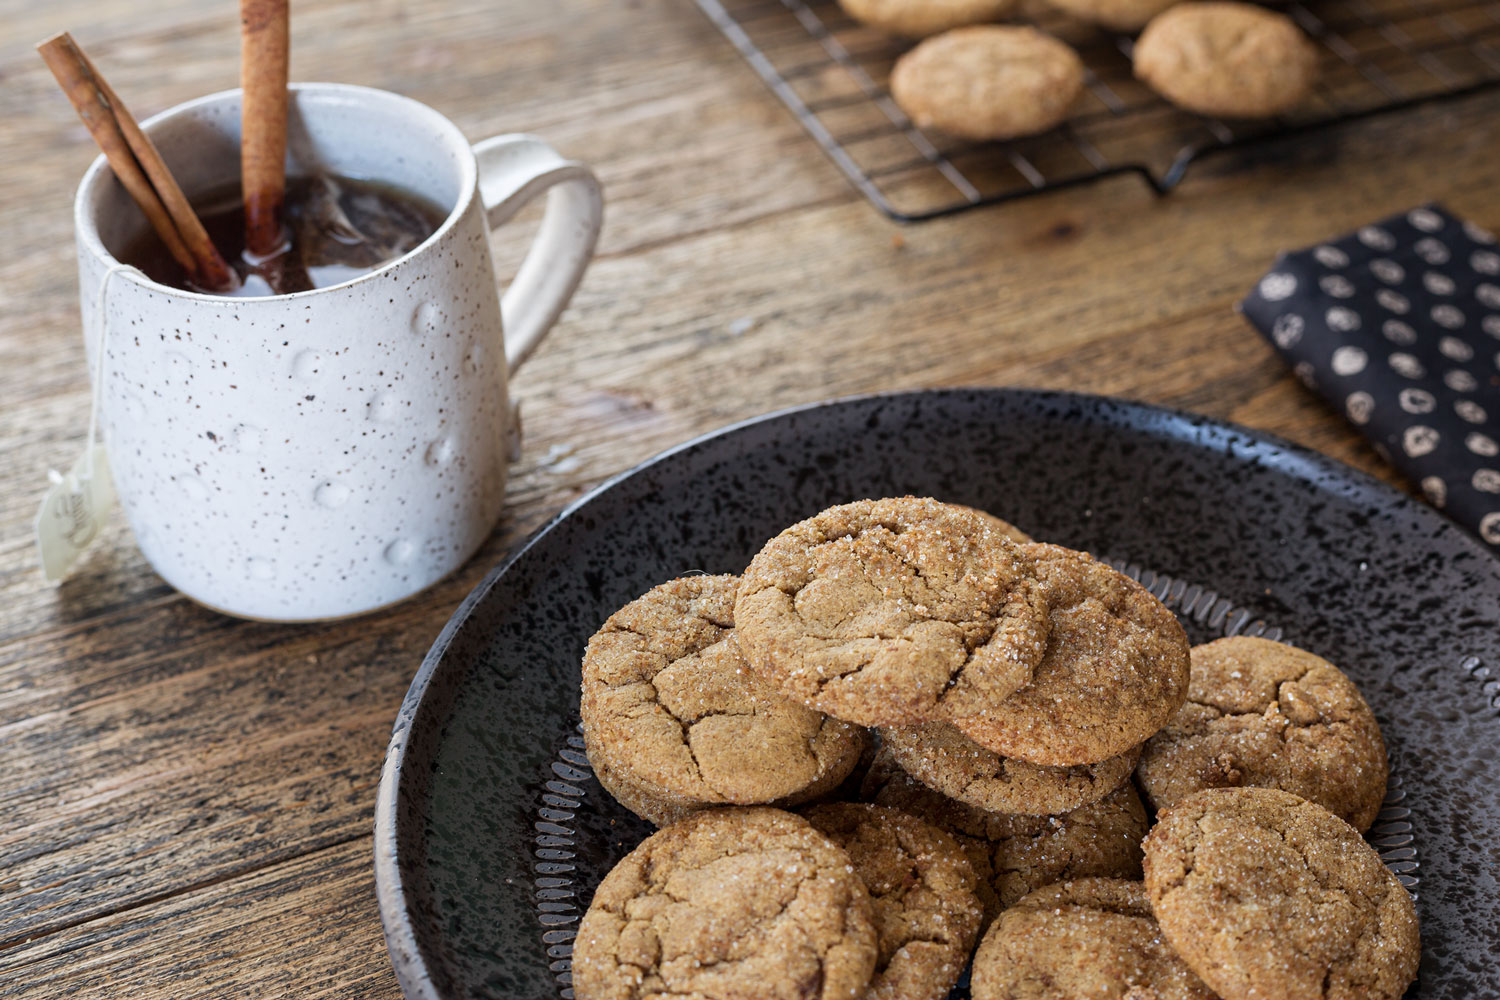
[375,388,1500,1000]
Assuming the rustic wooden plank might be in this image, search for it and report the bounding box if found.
[0,837,400,1000]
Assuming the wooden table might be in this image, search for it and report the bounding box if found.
[2,0,1496,993]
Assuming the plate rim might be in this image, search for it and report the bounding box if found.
[372,385,1498,1000]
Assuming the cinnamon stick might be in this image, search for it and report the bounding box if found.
[240,0,289,259]
[37,32,235,292]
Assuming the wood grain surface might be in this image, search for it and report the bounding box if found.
[1,0,1497,994]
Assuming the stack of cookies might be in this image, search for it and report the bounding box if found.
[843,0,1320,139]
[572,497,1418,1000]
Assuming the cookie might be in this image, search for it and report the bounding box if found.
[1137,636,1389,831]
[1133,2,1320,118]
[735,497,1050,728]
[1143,788,1420,1000]
[838,0,1018,38]
[953,505,1033,543]
[803,803,983,1000]
[1044,0,1180,32]
[574,807,879,1000]
[890,26,1085,142]
[882,720,1139,815]
[949,543,1189,766]
[581,575,867,821]
[971,878,1217,1000]
[863,749,1148,924]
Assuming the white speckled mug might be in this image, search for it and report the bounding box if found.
[75,83,602,621]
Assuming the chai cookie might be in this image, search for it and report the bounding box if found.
[573,807,879,1000]
[803,803,983,1000]
[1143,788,1420,1000]
[581,575,866,821]
[735,497,1050,728]
[1044,0,1180,32]
[890,27,1085,142]
[1137,636,1389,831]
[1134,2,1320,118]
[882,720,1139,816]
[863,749,1148,924]
[949,544,1190,765]
[838,0,1018,38]
[971,878,1217,1000]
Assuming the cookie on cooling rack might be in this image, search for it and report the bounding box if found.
[1133,2,1320,117]
[838,0,1019,37]
[1044,0,1181,32]
[890,26,1085,142]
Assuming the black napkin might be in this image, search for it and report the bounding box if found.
[1240,205,1500,554]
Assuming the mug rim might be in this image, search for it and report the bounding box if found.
[74,81,478,303]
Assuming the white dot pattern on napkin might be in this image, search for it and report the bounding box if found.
[1377,289,1411,314]
[1241,205,1500,552]
[1415,238,1451,265]
[1314,245,1350,268]
[1346,391,1375,424]
[1332,346,1368,375]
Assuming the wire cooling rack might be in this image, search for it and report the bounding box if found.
[694,0,1500,220]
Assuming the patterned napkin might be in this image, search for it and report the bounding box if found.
[1240,205,1500,554]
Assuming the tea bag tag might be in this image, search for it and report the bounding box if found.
[35,263,137,584]
[36,446,116,585]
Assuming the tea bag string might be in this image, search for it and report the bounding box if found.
[81,263,143,482]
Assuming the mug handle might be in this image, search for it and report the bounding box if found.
[472,134,603,373]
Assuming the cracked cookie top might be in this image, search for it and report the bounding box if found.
[949,544,1190,766]
[581,575,866,808]
[734,498,1050,728]
[803,803,982,1000]
[572,807,878,1000]
[1137,636,1389,832]
[971,878,1217,1000]
[1143,788,1420,1000]
[882,720,1140,816]
[862,748,1147,923]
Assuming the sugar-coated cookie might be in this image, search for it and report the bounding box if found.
[804,803,983,1000]
[1143,788,1420,1000]
[735,498,1049,727]
[882,720,1139,816]
[573,807,879,1000]
[949,543,1190,766]
[581,575,866,824]
[971,878,1217,1000]
[1137,636,1389,831]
